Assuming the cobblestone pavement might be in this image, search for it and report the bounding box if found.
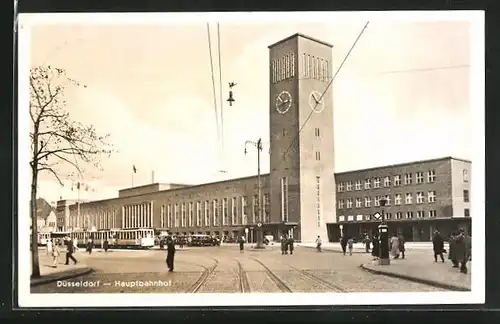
[31,246,448,293]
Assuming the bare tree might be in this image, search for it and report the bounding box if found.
[30,65,113,278]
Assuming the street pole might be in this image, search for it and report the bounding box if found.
[378,198,390,265]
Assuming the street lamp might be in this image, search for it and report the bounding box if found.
[244,138,265,249]
[378,198,390,265]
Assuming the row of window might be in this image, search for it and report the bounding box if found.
[337,171,437,192]
[122,202,154,229]
[316,176,321,227]
[271,52,295,84]
[339,210,439,222]
[69,209,118,230]
[160,195,271,229]
[302,53,329,82]
[337,191,438,209]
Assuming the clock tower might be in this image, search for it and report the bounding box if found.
[268,34,335,243]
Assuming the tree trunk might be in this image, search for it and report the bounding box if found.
[30,167,40,278]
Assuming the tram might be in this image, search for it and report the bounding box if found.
[70,228,155,249]
[37,232,51,246]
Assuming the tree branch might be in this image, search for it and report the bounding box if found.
[38,167,64,186]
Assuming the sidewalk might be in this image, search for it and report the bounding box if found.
[30,252,93,287]
[360,254,471,291]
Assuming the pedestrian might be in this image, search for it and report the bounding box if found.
[448,231,459,268]
[363,234,371,253]
[432,230,445,263]
[287,236,294,255]
[239,236,245,253]
[86,239,93,255]
[398,232,406,259]
[390,233,400,259]
[65,237,77,265]
[371,234,380,260]
[159,237,165,250]
[340,235,347,255]
[347,237,354,256]
[315,235,322,252]
[73,237,79,251]
[166,236,176,272]
[103,239,109,253]
[454,228,472,274]
[280,235,287,255]
[46,237,53,256]
[51,239,60,267]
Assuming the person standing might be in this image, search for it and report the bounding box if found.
[51,239,60,267]
[238,236,245,253]
[86,239,93,255]
[363,234,371,253]
[287,236,295,255]
[46,238,53,256]
[448,231,459,268]
[65,237,77,265]
[432,230,445,262]
[166,236,176,272]
[398,232,406,259]
[454,229,471,274]
[103,238,109,253]
[371,234,380,260]
[347,237,354,256]
[390,233,400,259]
[315,235,322,252]
[340,235,348,255]
[280,235,287,255]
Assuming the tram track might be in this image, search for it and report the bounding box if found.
[287,265,347,292]
[186,258,219,293]
[250,257,292,293]
[235,259,251,293]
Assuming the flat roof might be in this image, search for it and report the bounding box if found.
[268,33,334,49]
[334,156,471,176]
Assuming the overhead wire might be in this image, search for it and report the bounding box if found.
[217,22,225,172]
[206,23,222,166]
[378,64,470,75]
[276,21,370,171]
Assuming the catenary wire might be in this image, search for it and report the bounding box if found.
[217,23,225,166]
[206,23,221,158]
[276,21,370,171]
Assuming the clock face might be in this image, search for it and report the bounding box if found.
[275,91,292,114]
[309,90,325,113]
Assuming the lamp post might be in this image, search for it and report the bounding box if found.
[244,138,265,249]
[378,198,390,265]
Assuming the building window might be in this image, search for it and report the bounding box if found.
[338,199,344,209]
[463,169,469,182]
[181,203,186,227]
[188,202,193,227]
[314,128,320,137]
[355,198,362,208]
[364,197,371,207]
[347,198,353,209]
[464,208,470,217]
[394,175,401,186]
[416,192,425,204]
[417,211,425,218]
[222,198,229,226]
[213,199,219,226]
[429,210,437,218]
[427,170,436,183]
[242,197,248,225]
[167,204,172,228]
[394,194,402,205]
[196,202,201,227]
[463,190,469,203]
[338,215,345,222]
[406,211,414,219]
[281,177,289,222]
[384,195,391,205]
[315,151,321,160]
[374,196,381,207]
[355,180,362,191]
[174,204,179,228]
[383,176,391,187]
[337,182,344,192]
[404,173,412,185]
[231,197,237,225]
[346,181,353,191]
[252,195,259,224]
[204,200,210,226]
[374,178,381,188]
[416,172,424,184]
[316,176,321,227]
[428,191,436,203]
[364,179,371,189]
[405,193,412,204]
[386,213,392,220]
[263,193,270,223]
[396,212,403,220]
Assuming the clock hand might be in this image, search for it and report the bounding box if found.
[277,97,283,103]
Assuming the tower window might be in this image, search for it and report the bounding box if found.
[315,151,321,160]
[314,128,320,137]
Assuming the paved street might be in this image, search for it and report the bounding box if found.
[31,245,457,294]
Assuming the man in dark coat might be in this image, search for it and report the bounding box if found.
[281,235,288,255]
[398,233,406,259]
[166,236,176,272]
[287,236,294,255]
[64,237,77,265]
[340,235,348,255]
[238,236,245,253]
[363,234,371,253]
[454,229,472,274]
[448,231,459,267]
[432,230,445,262]
[103,239,109,253]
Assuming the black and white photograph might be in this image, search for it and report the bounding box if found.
[18,11,484,307]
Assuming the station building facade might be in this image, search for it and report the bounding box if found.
[328,157,472,242]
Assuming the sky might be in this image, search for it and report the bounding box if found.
[25,14,473,204]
